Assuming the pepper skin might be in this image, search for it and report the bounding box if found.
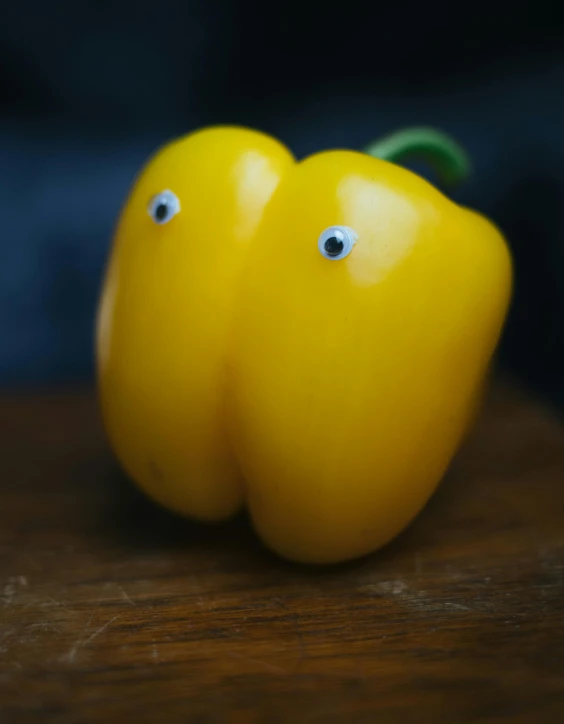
[96,126,512,564]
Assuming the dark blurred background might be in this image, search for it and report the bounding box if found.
[1,0,563,404]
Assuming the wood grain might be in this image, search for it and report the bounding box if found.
[1,376,564,723]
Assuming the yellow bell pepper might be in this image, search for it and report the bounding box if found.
[96,125,512,564]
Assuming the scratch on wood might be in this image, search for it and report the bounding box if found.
[117,585,136,606]
[360,580,408,596]
[62,615,119,664]
[2,582,16,605]
[82,616,120,647]
[443,602,472,611]
[0,627,16,653]
[28,622,62,633]
[2,576,29,605]
[358,579,476,614]
[64,644,80,664]
[25,596,76,614]
[227,651,286,675]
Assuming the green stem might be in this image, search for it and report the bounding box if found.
[363,127,470,187]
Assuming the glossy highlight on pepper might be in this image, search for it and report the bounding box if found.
[96,125,512,564]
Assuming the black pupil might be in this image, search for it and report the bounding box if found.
[155,202,168,221]
[324,236,344,257]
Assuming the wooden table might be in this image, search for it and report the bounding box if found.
[1,376,564,723]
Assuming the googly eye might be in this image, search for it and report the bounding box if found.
[318,225,358,261]
[147,190,181,225]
